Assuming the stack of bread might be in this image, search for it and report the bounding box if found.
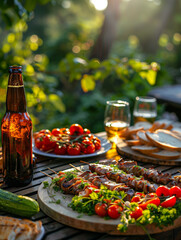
[123,121,181,160]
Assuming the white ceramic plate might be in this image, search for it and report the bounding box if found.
[36,225,45,240]
[33,136,111,159]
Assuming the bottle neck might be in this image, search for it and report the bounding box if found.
[6,73,27,112]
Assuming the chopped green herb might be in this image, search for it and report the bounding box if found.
[43,181,49,189]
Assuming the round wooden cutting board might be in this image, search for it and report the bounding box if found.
[116,140,181,166]
[37,176,181,235]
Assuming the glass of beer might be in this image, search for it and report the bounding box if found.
[104,100,130,144]
[133,96,157,124]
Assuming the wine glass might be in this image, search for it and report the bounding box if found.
[104,100,131,144]
[133,96,157,124]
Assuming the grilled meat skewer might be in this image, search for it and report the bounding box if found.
[88,163,156,193]
[99,159,181,188]
[50,168,134,200]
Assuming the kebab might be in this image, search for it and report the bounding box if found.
[99,158,181,188]
[83,162,156,193]
[41,167,134,201]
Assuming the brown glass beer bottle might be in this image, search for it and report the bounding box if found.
[1,66,33,186]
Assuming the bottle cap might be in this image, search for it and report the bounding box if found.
[9,66,22,73]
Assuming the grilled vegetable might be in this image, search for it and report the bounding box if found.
[0,188,40,218]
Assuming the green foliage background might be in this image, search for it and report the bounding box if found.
[0,0,180,133]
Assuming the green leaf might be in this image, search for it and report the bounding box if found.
[49,94,66,112]
[24,0,37,12]
[81,74,95,92]
[146,70,157,85]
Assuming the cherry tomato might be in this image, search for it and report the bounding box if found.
[156,186,170,197]
[83,128,91,134]
[103,199,111,205]
[67,143,81,155]
[169,186,181,198]
[139,197,160,210]
[42,134,52,146]
[147,193,157,198]
[91,136,101,143]
[39,129,51,135]
[35,136,44,149]
[108,204,122,219]
[113,199,124,207]
[161,196,176,208]
[93,140,101,151]
[131,196,141,203]
[135,192,145,197]
[54,143,67,155]
[52,128,61,136]
[69,124,84,136]
[81,140,95,154]
[95,203,108,217]
[59,128,70,135]
[130,207,143,220]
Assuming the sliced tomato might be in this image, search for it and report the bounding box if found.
[169,186,181,198]
[161,196,176,208]
[95,203,108,217]
[108,204,122,219]
[156,186,170,197]
[139,197,160,210]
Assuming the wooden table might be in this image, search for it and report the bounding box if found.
[0,132,181,240]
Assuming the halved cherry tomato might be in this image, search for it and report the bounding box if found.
[67,143,81,155]
[95,203,108,217]
[108,204,122,219]
[131,196,141,203]
[169,186,181,198]
[161,196,176,208]
[130,207,143,219]
[52,128,61,136]
[139,197,160,210]
[54,143,67,155]
[81,140,95,154]
[69,124,84,136]
[156,186,170,197]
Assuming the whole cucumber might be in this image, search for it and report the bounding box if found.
[0,188,40,218]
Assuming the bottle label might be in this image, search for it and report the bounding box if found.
[8,85,24,88]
